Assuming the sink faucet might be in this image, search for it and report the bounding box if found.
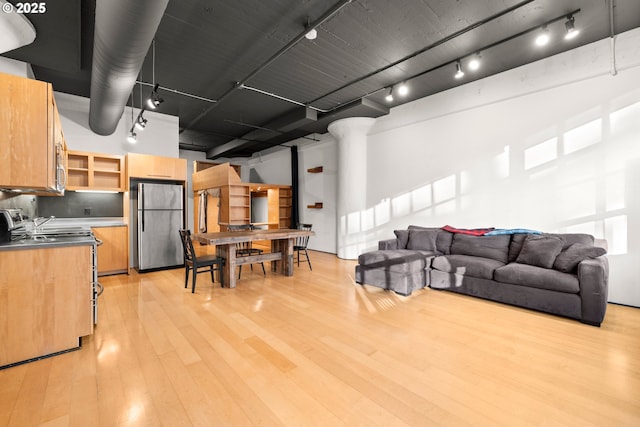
[33,216,55,233]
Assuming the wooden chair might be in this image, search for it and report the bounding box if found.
[178,229,224,293]
[294,223,312,270]
[227,224,266,278]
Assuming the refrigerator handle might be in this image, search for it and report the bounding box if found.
[141,184,145,232]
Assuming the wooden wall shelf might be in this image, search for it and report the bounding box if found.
[307,166,323,173]
[307,202,323,209]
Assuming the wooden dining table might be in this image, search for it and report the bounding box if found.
[194,228,315,288]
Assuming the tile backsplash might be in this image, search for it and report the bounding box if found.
[37,192,123,218]
[0,194,37,219]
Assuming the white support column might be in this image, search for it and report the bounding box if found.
[328,117,375,259]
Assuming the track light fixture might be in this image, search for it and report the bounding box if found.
[468,54,481,71]
[146,83,163,109]
[397,82,409,96]
[304,17,317,40]
[134,114,147,131]
[564,15,579,40]
[535,26,550,46]
[454,61,464,79]
[385,87,393,102]
[127,130,137,144]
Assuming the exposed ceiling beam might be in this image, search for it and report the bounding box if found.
[207,106,318,158]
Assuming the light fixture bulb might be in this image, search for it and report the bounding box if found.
[127,131,137,144]
[135,115,147,131]
[397,83,408,96]
[305,28,317,40]
[564,16,579,40]
[146,85,163,110]
[535,27,550,46]
[454,62,464,79]
[385,88,393,102]
[468,56,480,71]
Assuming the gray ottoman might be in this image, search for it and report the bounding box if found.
[355,249,430,296]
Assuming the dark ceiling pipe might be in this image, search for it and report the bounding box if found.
[89,0,169,135]
[181,0,353,133]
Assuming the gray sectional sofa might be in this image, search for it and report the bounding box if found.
[355,225,609,326]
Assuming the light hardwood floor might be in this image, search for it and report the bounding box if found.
[1,250,639,427]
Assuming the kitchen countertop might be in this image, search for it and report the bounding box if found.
[46,217,127,227]
[0,217,124,251]
[0,235,96,251]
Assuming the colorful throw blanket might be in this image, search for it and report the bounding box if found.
[441,225,495,236]
[484,228,542,235]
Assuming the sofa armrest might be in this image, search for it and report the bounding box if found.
[379,239,398,250]
[578,256,609,326]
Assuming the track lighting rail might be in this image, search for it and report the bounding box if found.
[322,8,581,113]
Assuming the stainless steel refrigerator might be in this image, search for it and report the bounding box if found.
[133,182,184,272]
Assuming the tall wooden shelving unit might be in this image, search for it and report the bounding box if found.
[192,163,293,231]
[278,187,292,228]
[222,184,251,226]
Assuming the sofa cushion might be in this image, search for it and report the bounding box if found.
[432,255,505,280]
[357,250,430,273]
[449,233,510,264]
[394,230,409,249]
[547,233,595,249]
[495,263,580,293]
[408,225,453,254]
[508,234,527,263]
[553,243,607,273]
[406,229,439,251]
[515,234,563,269]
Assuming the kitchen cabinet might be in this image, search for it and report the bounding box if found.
[0,244,93,368]
[127,153,187,181]
[67,151,125,191]
[92,225,128,275]
[0,72,68,194]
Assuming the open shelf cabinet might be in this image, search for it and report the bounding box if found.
[67,151,125,191]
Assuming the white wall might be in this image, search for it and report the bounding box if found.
[247,135,338,254]
[55,92,179,157]
[362,29,640,307]
[0,56,32,77]
[0,59,180,157]
[249,28,640,306]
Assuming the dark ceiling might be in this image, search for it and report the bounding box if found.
[4,0,640,159]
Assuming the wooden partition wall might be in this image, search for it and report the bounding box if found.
[192,162,292,232]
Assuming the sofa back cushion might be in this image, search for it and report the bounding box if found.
[508,234,527,263]
[408,225,453,254]
[406,229,439,251]
[553,243,606,273]
[449,233,511,263]
[509,232,595,262]
[394,230,410,249]
[515,234,564,269]
[546,233,594,249]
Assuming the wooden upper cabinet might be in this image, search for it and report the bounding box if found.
[67,150,125,191]
[0,72,67,194]
[127,153,186,181]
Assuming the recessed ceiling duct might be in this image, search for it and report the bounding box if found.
[89,0,169,135]
[0,1,36,54]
